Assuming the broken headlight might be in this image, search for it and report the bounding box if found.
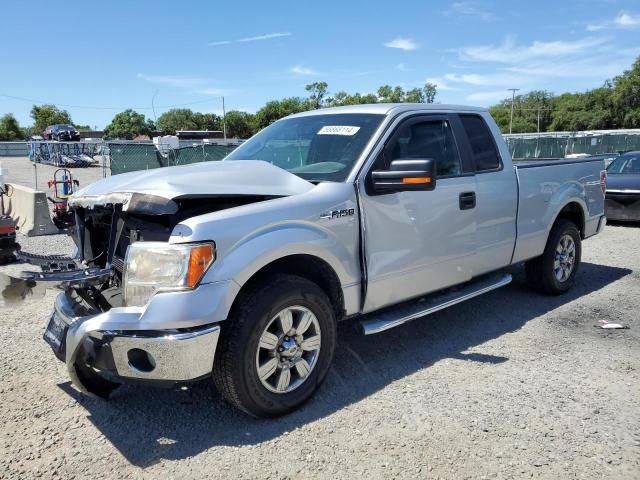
[123,242,215,307]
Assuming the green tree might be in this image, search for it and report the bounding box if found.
[157,108,199,134]
[550,88,614,131]
[104,109,155,139]
[224,111,256,138]
[156,109,222,134]
[404,87,425,103]
[305,82,329,109]
[611,57,640,128]
[423,82,437,103]
[30,104,72,132]
[193,112,222,131]
[74,124,92,131]
[377,85,405,102]
[329,91,378,106]
[254,97,310,130]
[489,90,555,133]
[0,113,23,140]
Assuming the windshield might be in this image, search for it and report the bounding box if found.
[225,113,384,181]
[607,153,640,174]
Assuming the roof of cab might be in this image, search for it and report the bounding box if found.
[287,103,488,118]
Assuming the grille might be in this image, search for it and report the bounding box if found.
[111,255,125,273]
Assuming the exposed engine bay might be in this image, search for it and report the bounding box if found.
[29,194,276,311]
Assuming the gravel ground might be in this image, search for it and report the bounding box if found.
[0,220,639,476]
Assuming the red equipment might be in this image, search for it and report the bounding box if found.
[47,169,79,229]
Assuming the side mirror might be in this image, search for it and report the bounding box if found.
[371,158,436,193]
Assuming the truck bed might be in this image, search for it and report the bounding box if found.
[511,157,605,264]
[513,158,605,168]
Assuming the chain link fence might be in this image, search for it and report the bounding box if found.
[107,141,242,175]
[505,129,640,159]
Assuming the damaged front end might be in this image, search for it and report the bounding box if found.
[38,192,272,397]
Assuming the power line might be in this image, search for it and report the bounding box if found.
[0,93,224,111]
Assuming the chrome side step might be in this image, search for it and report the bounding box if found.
[359,273,512,335]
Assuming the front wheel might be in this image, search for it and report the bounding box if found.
[525,219,582,295]
[213,274,337,417]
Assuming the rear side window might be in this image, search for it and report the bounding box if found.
[460,115,501,171]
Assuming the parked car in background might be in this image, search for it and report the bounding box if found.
[584,153,620,168]
[605,151,640,222]
[43,124,81,141]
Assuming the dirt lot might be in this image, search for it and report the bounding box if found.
[0,159,638,479]
[0,156,105,193]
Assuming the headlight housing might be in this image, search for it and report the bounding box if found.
[123,242,215,307]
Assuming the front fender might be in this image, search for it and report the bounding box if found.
[201,221,360,289]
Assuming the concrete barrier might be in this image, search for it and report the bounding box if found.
[4,183,60,236]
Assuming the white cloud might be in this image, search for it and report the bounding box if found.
[584,11,640,32]
[137,74,231,96]
[586,23,607,32]
[289,65,318,77]
[443,72,526,87]
[459,37,606,63]
[208,32,291,46]
[465,90,511,104]
[448,2,496,21]
[425,77,459,91]
[384,37,419,51]
[136,74,204,88]
[237,32,291,42]
[195,87,229,96]
[615,12,640,28]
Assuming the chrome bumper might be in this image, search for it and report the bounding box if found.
[52,291,222,393]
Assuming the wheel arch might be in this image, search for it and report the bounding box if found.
[228,254,346,322]
[552,201,586,238]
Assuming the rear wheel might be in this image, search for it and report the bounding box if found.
[525,219,581,295]
[213,274,337,417]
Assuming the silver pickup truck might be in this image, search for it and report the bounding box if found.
[42,104,607,417]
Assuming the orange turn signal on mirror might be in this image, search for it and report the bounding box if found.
[186,244,215,288]
[402,177,432,184]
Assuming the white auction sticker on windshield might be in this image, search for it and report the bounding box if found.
[317,125,360,136]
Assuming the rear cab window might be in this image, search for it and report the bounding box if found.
[459,114,502,172]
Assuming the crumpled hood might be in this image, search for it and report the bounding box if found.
[70,160,314,207]
[606,174,640,192]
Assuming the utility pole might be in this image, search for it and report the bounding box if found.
[508,88,520,135]
[222,96,227,141]
[151,90,158,124]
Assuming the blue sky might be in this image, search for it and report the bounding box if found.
[1,0,639,129]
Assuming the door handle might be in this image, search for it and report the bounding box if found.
[459,191,476,210]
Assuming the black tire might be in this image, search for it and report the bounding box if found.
[213,274,337,417]
[525,219,581,295]
[73,359,120,399]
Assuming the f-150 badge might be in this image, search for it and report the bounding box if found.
[320,208,355,220]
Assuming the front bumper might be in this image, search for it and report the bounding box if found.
[49,284,233,393]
